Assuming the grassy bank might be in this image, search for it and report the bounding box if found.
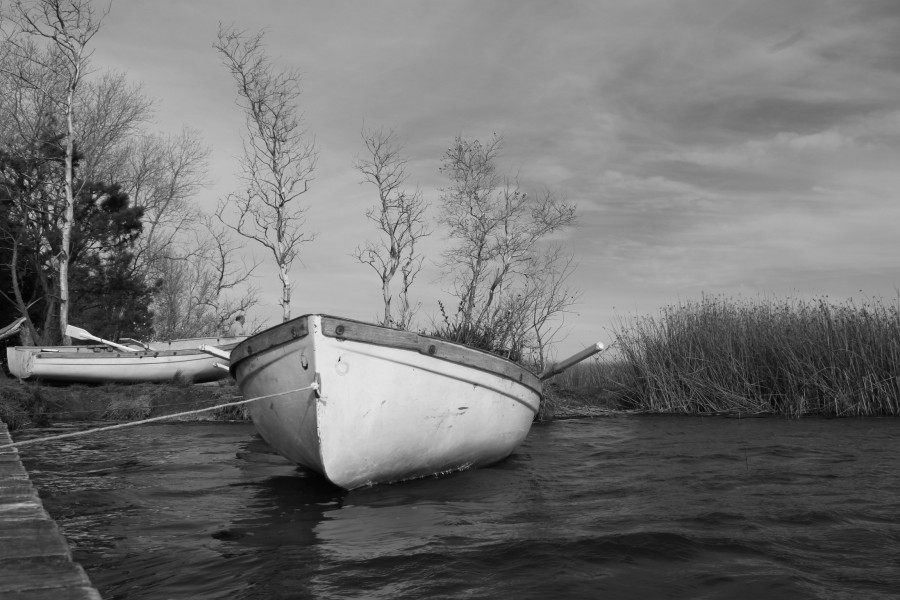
[0,376,247,431]
[549,295,900,417]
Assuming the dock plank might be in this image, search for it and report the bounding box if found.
[0,423,102,600]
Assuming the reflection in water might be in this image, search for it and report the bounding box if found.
[16,417,900,600]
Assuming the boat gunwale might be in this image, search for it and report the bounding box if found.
[31,349,231,360]
[10,342,241,360]
[229,314,543,396]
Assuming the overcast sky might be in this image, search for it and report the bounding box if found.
[88,0,900,355]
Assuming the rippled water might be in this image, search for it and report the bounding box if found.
[15,416,900,599]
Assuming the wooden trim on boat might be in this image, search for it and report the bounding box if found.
[319,316,542,394]
[32,349,216,359]
[229,315,542,395]
[229,317,310,365]
[22,340,242,361]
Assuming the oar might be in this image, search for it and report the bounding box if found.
[539,342,605,380]
[119,337,151,350]
[65,325,138,352]
[198,344,231,360]
[0,316,25,342]
[199,345,232,373]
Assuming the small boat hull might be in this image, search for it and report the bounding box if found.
[230,315,542,489]
[6,336,244,384]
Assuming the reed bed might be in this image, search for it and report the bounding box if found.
[601,295,900,416]
[539,358,633,420]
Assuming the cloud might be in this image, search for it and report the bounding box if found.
[82,0,900,354]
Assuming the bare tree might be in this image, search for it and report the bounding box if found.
[76,71,154,182]
[152,216,260,339]
[0,46,155,343]
[0,41,63,344]
[0,36,58,154]
[213,24,317,322]
[353,126,429,329]
[3,0,108,343]
[436,134,577,360]
[110,128,209,277]
[1,5,233,344]
[523,246,580,370]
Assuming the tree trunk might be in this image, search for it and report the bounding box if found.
[9,240,38,345]
[382,277,392,326]
[59,77,78,344]
[280,262,291,322]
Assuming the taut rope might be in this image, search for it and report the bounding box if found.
[0,383,318,450]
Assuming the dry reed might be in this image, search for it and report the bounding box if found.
[601,294,900,416]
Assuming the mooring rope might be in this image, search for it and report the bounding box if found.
[0,383,318,451]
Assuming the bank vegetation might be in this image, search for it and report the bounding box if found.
[4,294,899,430]
[0,376,245,431]
[547,295,900,418]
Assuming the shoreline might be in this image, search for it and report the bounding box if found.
[1,377,623,433]
[0,377,247,432]
[3,375,879,435]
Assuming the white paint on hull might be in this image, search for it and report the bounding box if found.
[6,337,244,383]
[234,315,541,489]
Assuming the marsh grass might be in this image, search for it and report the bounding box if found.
[539,358,634,420]
[103,389,154,420]
[599,294,900,416]
[101,383,246,421]
[0,378,246,430]
[0,377,35,429]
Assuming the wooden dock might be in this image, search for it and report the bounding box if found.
[0,423,102,600]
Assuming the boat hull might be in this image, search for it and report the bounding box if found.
[6,336,244,384]
[230,315,542,489]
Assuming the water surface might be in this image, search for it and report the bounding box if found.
[17,416,900,599]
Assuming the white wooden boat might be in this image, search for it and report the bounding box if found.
[227,314,602,489]
[6,336,245,384]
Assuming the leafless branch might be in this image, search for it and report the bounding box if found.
[213,24,317,321]
[353,125,430,328]
[435,134,578,361]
